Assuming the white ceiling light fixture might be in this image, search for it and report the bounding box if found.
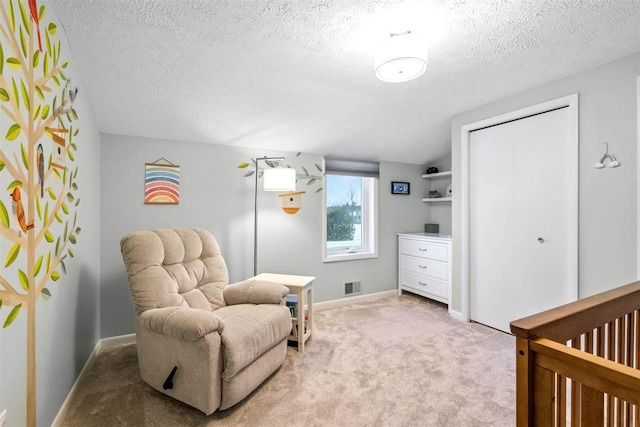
[375,31,428,83]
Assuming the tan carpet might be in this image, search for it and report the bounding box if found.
[61,294,516,426]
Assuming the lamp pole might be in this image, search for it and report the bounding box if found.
[254,156,286,276]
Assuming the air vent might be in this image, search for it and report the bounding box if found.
[344,280,362,296]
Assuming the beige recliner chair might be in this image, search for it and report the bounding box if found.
[120,228,292,414]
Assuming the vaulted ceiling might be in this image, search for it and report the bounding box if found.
[49,0,639,165]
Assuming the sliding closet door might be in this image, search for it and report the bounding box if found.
[469,107,575,333]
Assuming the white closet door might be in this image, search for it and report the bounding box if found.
[470,107,575,333]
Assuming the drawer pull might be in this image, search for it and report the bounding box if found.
[418,248,427,252]
[418,265,427,269]
[418,281,427,286]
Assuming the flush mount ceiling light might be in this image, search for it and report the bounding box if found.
[374,31,428,83]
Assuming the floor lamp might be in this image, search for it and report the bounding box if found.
[254,156,296,276]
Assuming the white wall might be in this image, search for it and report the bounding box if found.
[0,1,102,424]
[100,134,427,337]
[450,53,640,313]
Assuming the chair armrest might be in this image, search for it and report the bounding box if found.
[138,307,225,341]
[223,279,289,305]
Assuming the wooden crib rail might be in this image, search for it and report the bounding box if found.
[510,281,640,426]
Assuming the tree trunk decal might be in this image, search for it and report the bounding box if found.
[0,0,80,425]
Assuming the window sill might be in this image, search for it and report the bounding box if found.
[323,251,378,263]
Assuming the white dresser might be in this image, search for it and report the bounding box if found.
[398,233,452,305]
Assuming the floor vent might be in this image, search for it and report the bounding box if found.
[344,280,362,296]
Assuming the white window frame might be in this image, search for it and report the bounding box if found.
[322,174,378,263]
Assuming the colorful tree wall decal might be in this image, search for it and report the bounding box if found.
[0,0,81,425]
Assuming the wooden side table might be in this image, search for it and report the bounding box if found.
[251,273,315,353]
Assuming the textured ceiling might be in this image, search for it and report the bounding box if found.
[49,0,640,165]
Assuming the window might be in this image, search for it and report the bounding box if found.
[322,158,378,262]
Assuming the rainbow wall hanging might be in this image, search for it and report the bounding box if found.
[145,162,180,204]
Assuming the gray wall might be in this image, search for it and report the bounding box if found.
[100,134,427,337]
[0,7,102,424]
[450,53,640,313]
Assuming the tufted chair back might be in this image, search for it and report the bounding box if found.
[120,228,231,314]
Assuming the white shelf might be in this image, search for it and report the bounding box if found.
[422,197,452,203]
[422,171,452,179]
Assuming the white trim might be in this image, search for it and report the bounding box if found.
[448,309,464,321]
[100,333,136,348]
[314,290,396,311]
[52,333,136,426]
[460,94,580,323]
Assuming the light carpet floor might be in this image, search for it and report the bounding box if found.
[61,293,516,426]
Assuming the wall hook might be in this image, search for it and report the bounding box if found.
[594,142,620,169]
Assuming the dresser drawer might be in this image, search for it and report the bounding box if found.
[401,239,448,262]
[401,255,448,281]
[400,272,448,299]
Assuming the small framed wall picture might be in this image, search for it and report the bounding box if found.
[391,181,410,195]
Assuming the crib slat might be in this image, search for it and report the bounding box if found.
[534,363,555,427]
[571,337,581,427]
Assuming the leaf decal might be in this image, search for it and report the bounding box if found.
[69,234,76,244]
[61,203,68,215]
[20,80,29,111]
[238,162,250,168]
[0,41,4,73]
[244,171,255,177]
[39,5,44,20]
[44,230,54,242]
[35,85,44,100]
[316,187,323,193]
[67,248,74,258]
[36,196,41,220]
[296,152,302,157]
[0,200,9,228]
[315,163,322,172]
[51,271,60,281]
[18,0,30,35]
[55,237,60,256]
[0,160,4,171]
[45,251,51,272]
[6,180,22,191]
[33,50,40,67]
[0,299,2,310]
[41,104,50,119]
[48,22,57,35]
[60,260,66,274]
[42,288,51,300]
[20,143,28,169]
[6,123,20,140]
[6,57,20,70]
[3,304,21,328]
[5,243,20,268]
[63,222,68,241]
[302,166,309,176]
[18,269,28,291]
[19,27,26,57]
[44,202,49,223]
[0,88,8,102]
[8,0,15,32]
[11,78,18,109]
[47,188,56,199]
[68,150,74,161]
[75,227,81,234]
[55,212,62,223]
[307,178,316,186]
[34,255,43,276]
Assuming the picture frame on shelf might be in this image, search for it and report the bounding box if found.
[391,181,410,195]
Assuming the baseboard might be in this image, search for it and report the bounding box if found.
[314,290,396,311]
[100,333,136,348]
[51,333,136,426]
[448,309,464,321]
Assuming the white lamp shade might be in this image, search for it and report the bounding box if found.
[263,167,296,191]
[375,33,428,83]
